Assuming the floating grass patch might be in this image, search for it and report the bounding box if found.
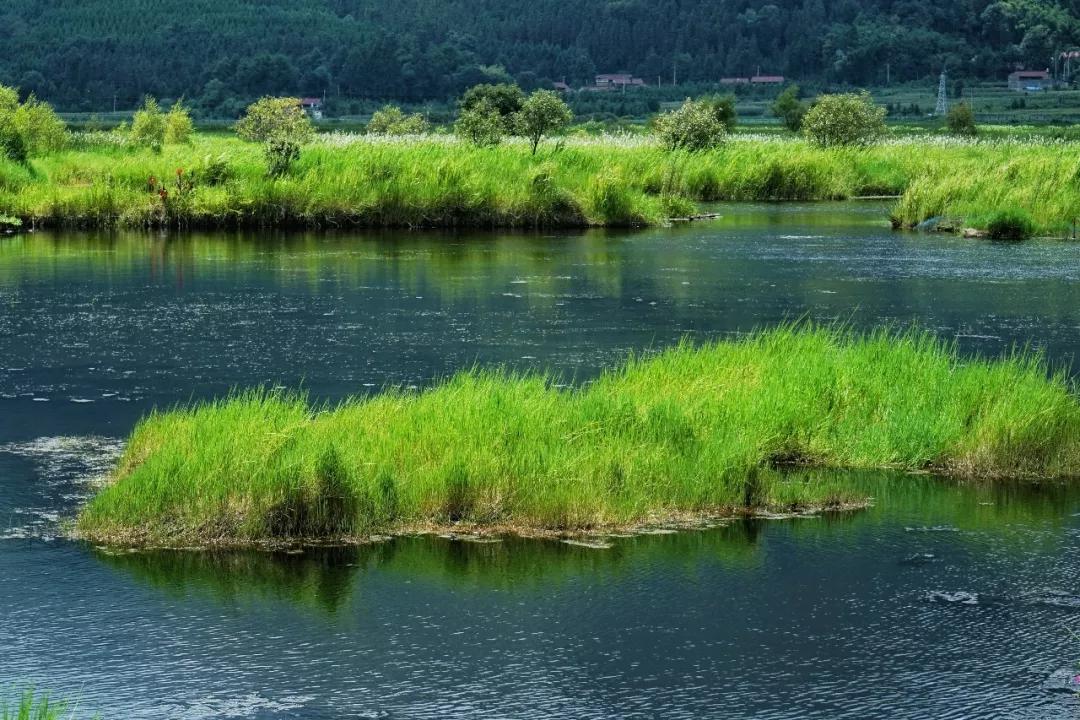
[76,326,1080,546]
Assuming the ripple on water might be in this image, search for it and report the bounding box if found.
[0,435,124,539]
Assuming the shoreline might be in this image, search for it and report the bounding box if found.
[3,134,1076,236]
[77,499,872,552]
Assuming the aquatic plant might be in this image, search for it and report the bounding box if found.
[77,326,1080,546]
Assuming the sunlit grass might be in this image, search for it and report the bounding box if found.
[77,325,1080,546]
[2,133,1075,233]
[1,688,91,720]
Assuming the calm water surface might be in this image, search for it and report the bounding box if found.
[2,203,1079,718]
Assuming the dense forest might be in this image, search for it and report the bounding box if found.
[2,0,1079,113]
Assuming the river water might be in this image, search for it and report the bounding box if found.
[1,203,1079,718]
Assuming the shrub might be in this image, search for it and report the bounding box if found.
[455,99,504,147]
[515,90,573,154]
[946,102,977,137]
[236,97,315,177]
[986,208,1035,240]
[704,94,737,130]
[459,83,524,132]
[165,99,194,144]
[802,92,887,148]
[654,98,727,152]
[0,115,27,163]
[0,84,67,160]
[131,97,167,151]
[772,84,808,133]
[366,105,430,135]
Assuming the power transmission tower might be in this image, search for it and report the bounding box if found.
[935,69,949,116]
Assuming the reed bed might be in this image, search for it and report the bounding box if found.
[1,133,1075,233]
[76,326,1080,546]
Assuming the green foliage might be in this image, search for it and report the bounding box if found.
[76,326,1080,545]
[235,97,314,176]
[802,92,887,148]
[0,115,27,163]
[704,94,737,130]
[772,84,808,133]
[1,688,68,720]
[4,133,1079,235]
[946,102,978,137]
[0,1,1076,111]
[366,105,430,135]
[459,83,524,131]
[130,97,166,151]
[986,208,1035,240]
[164,99,194,144]
[654,98,727,152]
[455,99,505,147]
[515,90,573,154]
[0,84,66,161]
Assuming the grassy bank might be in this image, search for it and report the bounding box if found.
[76,326,1080,547]
[1,132,1075,233]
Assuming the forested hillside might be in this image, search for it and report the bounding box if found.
[2,0,1079,111]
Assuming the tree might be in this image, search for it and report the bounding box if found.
[802,92,887,148]
[654,98,727,152]
[131,97,166,151]
[367,105,430,135]
[515,90,572,154]
[772,84,808,133]
[0,84,66,161]
[705,94,737,130]
[455,98,504,147]
[235,97,315,176]
[165,99,194,144]
[946,102,977,136]
[459,83,524,131]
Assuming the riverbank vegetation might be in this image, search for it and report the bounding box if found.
[76,326,1080,547]
[3,129,1080,234]
[1,85,1077,235]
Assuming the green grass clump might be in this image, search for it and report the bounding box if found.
[2,689,78,720]
[76,326,1080,546]
[985,208,1036,240]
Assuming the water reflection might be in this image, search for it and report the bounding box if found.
[93,471,1080,615]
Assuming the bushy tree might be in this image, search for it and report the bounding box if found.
[455,99,504,147]
[772,85,808,133]
[459,83,524,132]
[802,92,887,148]
[946,102,977,136]
[131,97,167,151]
[515,90,572,154]
[654,98,727,152]
[236,97,315,176]
[705,94,737,130]
[164,99,194,144]
[366,105,430,135]
[0,85,67,161]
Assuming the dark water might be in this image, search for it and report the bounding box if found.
[2,203,1079,718]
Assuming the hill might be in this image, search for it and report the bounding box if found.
[2,0,1079,111]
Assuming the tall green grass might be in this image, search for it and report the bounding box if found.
[1,689,80,720]
[76,326,1080,546]
[3,134,1076,233]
